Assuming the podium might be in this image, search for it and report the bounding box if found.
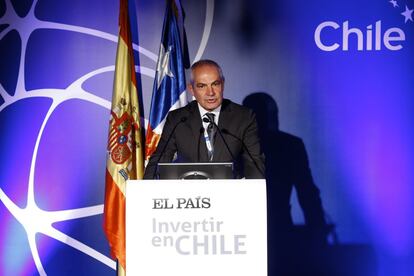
[126,179,267,276]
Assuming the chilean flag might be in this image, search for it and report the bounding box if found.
[145,0,189,161]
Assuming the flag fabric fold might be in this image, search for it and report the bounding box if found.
[145,0,189,161]
[104,0,144,272]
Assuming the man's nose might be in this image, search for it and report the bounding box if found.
[206,85,215,96]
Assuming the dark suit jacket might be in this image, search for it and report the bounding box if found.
[144,99,265,179]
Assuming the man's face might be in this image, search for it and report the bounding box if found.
[189,65,224,111]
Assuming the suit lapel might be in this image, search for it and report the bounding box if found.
[213,100,232,161]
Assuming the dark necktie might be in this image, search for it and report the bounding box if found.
[206,113,216,161]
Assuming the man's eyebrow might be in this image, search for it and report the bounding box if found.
[194,78,222,87]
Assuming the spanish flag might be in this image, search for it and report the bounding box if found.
[104,0,144,274]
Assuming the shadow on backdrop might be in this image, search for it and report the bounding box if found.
[243,92,377,276]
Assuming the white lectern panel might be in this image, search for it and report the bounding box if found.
[126,179,267,276]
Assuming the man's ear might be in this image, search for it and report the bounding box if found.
[187,83,194,96]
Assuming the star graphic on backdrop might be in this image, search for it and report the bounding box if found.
[156,44,174,89]
[401,5,413,23]
[389,0,399,8]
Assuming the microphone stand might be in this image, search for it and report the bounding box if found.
[197,127,204,162]
[151,117,187,179]
[221,128,265,178]
[202,117,236,162]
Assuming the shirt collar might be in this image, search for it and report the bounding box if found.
[197,103,221,124]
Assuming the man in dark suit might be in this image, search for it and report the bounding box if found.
[144,59,265,179]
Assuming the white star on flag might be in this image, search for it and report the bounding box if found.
[401,5,413,23]
[156,44,174,89]
[389,0,398,8]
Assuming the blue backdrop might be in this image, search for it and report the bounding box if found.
[0,0,413,275]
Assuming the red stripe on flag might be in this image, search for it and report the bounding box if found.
[119,0,137,87]
[144,125,160,160]
[103,169,126,268]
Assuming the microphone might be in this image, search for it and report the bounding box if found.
[202,116,235,161]
[152,116,187,179]
[197,127,204,162]
[221,128,265,178]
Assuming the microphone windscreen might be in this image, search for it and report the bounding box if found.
[202,117,210,123]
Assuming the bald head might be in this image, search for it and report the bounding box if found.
[190,59,225,85]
